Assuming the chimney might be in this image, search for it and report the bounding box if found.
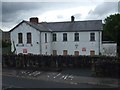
[30,17,39,23]
[71,16,75,22]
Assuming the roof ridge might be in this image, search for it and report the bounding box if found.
[38,20,102,24]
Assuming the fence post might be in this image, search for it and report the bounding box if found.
[91,56,96,76]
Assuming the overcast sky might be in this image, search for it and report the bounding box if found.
[1,1,119,31]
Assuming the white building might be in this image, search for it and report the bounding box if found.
[10,17,103,56]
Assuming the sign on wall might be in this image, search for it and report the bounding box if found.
[82,48,86,52]
[23,49,27,53]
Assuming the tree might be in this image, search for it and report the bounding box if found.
[103,13,120,57]
[2,40,11,48]
[2,40,11,54]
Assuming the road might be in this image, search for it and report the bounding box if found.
[2,68,119,89]
[3,75,112,88]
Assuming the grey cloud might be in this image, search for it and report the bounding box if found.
[86,2,118,20]
[2,2,91,23]
[2,2,50,22]
[2,2,54,14]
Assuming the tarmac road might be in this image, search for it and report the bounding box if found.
[2,75,112,88]
[2,69,117,90]
[2,68,118,89]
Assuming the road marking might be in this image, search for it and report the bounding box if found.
[60,76,65,79]
[64,75,68,80]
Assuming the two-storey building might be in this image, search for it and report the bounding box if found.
[10,16,103,55]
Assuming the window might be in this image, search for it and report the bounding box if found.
[18,33,23,43]
[53,50,57,55]
[90,33,95,41]
[90,50,95,56]
[74,51,79,56]
[63,33,67,41]
[63,50,68,56]
[27,33,32,44]
[74,33,79,41]
[45,33,47,43]
[53,33,56,42]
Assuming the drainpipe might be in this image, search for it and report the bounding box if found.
[51,32,52,55]
[98,31,101,55]
[40,32,42,54]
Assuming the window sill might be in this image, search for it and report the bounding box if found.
[16,44,24,46]
[26,43,33,46]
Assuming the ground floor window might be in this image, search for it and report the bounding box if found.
[45,52,47,55]
[63,50,68,56]
[74,51,79,56]
[90,50,95,56]
[53,50,57,55]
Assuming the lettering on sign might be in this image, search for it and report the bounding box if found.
[82,48,86,52]
[23,49,27,53]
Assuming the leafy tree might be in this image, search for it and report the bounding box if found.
[2,40,11,48]
[103,13,120,57]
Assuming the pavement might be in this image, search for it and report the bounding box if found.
[2,68,120,88]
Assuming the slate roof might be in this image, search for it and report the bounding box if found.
[25,21,51,31]
[41,20,103,32]
[10,20,103,32]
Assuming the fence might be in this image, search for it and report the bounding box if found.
[92,56,120,78]
[2,54,94,68]
[2,54,120,78]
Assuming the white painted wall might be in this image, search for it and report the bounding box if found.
[51,31,101,55]
[11,22,40,54]
[101,43,117,56]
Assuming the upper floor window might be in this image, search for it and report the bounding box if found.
[45,33,47,43]
[90,33,95,41]
[74,33,79,41]
[63,33,67,41]
[18,33,23,44]
[53,33,57,42]
[27,33,32,44]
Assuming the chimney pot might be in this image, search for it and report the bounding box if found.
[71,16,75,22]
[30,17,39,23]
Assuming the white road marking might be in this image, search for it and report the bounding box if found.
[53,73,61,79]
[60,76,65,79]
[47,75,50,78]
[64,75,68,80]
